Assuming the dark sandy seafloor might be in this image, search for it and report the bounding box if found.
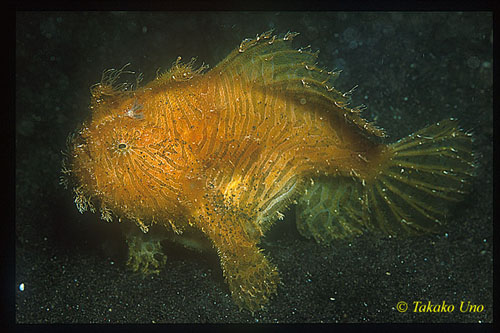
[15,12,493,324]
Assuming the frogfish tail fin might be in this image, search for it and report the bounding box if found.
[297,118,476,242]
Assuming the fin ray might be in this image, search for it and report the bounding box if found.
[296,118,475,241]
[212,30,386,138]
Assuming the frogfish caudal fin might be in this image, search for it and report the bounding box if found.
[63,29,477,314]
[297,118,476,243]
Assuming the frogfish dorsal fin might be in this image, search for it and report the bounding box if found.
[212,30,386,138]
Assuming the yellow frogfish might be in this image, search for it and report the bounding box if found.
[61,30,476,313]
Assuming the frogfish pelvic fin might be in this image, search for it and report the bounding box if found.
[62,30,476,313]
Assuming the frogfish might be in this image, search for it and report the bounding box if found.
[61,30,476,313]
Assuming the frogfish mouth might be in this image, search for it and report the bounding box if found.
[61,30,476,313]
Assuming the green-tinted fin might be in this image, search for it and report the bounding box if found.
[125,226,167,275]
[367,118,476,234]
[297,118,476,242]
[213,30,385,138]
[296,177,367,243]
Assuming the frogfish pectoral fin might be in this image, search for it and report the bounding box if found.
[198,199,280,313]
[219,238,279,313]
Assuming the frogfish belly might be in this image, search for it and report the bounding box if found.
[61,30,476,313]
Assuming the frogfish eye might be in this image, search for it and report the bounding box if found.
[118,143,127,149]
